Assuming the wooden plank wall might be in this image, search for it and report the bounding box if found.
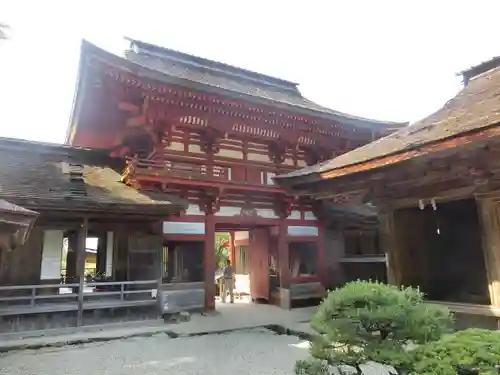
[476,196,500,308]
[0,227,43,286]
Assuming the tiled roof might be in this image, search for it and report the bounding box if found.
[276,62,500,182]
[0,137,187,215]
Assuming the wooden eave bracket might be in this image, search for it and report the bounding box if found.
[118,101,140,115]
[126,115,147,127]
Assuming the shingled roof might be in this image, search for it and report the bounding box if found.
[0,200,37,217]
[125,38,405,130]
[66,39,405,145]
[0,137,187,215]
[276,58,500,184]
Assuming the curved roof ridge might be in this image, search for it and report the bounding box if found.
[66,39,406,145]
[125,37,299,89]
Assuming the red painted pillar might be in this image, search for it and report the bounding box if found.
[204,213,216,311]
[278,220,290,288]
[317,222,326,286]
[229,231,236,265]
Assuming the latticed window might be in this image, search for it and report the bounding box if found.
[237,245,249,274]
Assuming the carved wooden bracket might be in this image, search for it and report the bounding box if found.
[268,142,287,164]
[239,195,257,217]
[311,200,326,221]
[162,121,175,148]
[303,147,333,166]
[199,189,222,215]
[200,128,221,155]
[274,196,297,219]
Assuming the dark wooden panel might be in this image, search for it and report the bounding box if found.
[231,165,246,183]
[249,228,270,300]
[246,167,261,185]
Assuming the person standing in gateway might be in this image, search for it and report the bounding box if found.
[221,259,234,303]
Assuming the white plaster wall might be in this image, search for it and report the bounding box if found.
[186,204,204,216]
[218,149,244,159]
[287,226,319,237]
[256,208,278,219]
[215,206,241,217]
[304,211,317,220]
[188,144,203,154]
[40,230,64,280]
[105,231,114,277]
[247,152,270,163]
[234,231,249,240]
[163,222,205,235]
[166,141,184,151]
[265,172,276,185]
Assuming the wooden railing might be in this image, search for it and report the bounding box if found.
[125,157,228,182]
[0,280,159,323]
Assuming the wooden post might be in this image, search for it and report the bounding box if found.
[475,196,500,307]
[76,217,88,327]
[229,231,236,265]
[378,208,402,286]
[317,222,326,286]
[204,213,216,310]
[278,219,289,289]
[155,221,164,301]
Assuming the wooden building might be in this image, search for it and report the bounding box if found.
[0,199,38,252]
[0,137,186,332]
[275,57,500,328]
[65,38,404,310]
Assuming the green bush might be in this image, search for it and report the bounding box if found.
[409,328,500,375]
[296,281,453,374]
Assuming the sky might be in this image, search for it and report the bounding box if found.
[1,0,499,144]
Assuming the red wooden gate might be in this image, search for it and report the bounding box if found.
[249,228,270,300]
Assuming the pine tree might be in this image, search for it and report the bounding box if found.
[296,281,453,375]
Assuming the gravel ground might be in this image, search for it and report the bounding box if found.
[0,328,310,375]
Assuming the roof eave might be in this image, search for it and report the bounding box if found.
[2,197,187,217]
[74,40,404,133]
[124,36,301,87]
[65,40,91,145]
[273,170,323,190]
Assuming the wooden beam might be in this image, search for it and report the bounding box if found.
[229,231,236,265]
[204,213,216,311]
[103,73,374,143]
[390,186,476,209]
[278,219,289,288]
[76,217,88,327]
[378,208,402,286]
[126,115,147,127]
[155,221,164,296]
[118,101,140,115]
[105,75,367,150]
[317,223,326,286]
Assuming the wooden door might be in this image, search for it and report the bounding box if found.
[249,228,270,300]
[127,234,161,281]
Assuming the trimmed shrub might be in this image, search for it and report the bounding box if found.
[409,328,500,375]
[296,280,453,374]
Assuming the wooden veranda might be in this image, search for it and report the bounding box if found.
[275,56,500,329]
[0,138,187,332]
